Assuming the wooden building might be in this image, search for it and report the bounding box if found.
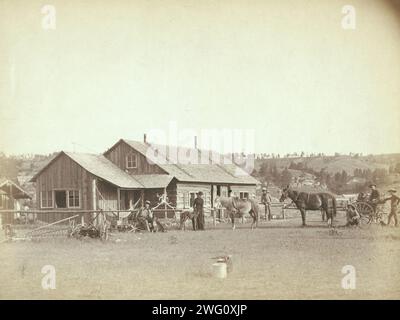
[0,178,32,224]
[30,138,260,215]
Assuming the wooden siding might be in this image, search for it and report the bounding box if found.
[176,182,212,212]
[34,153,93,211]
[104,141,166,175]
[96,180,118,211]
[229,185,257,198]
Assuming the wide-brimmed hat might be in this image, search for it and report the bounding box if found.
[197,191,203,196]
[388,189,397,193]
[347,204,356,209]
[262,187,267,191]
[369,184,376,188]
[145,200,151,205]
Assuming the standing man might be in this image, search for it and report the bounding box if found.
[261,187,272,220]
[368,184,380,212]
[193,191,205,230]
[384,189,399,227]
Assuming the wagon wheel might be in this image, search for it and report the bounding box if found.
[354,202,374,225]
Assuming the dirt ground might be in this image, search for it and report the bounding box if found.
[0,210,399,300]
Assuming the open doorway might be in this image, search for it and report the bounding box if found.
[54,190,67,208]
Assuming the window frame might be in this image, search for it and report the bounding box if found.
[239,191,249,200]
[126,153,138,169]
[68,190,80,208]
[40,190,54,209]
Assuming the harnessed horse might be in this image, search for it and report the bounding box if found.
[279,185,337,227]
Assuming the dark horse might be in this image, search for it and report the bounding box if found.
[279,185,337,227]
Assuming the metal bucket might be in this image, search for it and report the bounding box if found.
[212,262,227,279]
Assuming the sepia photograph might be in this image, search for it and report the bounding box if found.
[0,0,399,305]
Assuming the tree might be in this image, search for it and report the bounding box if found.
[280,168,292,186]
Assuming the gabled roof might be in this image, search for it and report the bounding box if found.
[30,152,143,189]
[0,178,31,199]
[121,139,259,185]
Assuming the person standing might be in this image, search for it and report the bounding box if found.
[384,189,399,227]
[193,191,205,230]
[368,184,380,212]
[261,187,272,220]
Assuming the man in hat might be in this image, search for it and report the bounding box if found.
[368,184,380,212]
[383,189,399,227]
[261,187,272,220]
[192,191,205,230]
[137,200,154,232]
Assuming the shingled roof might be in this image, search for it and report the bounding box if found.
[30,152,144,189]
[122,139,259,185]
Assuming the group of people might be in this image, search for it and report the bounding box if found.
[346,184,399,227]
[134,191,206,232]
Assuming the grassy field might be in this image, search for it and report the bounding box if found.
[0,210,399,300]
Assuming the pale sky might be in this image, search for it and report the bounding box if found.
[0,0,400,156]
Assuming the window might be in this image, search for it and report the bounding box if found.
[41,191,53,208]
[126,154,137,169]
[239,192,249,200]
[68,190,80,208]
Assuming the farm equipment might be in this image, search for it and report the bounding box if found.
[69,222,110,240]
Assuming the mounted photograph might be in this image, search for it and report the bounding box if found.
[0,0,399,301]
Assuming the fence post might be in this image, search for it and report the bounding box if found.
[282,205,285,219]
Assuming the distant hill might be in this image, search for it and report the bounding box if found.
[253,153,400,194]
[255,154,399,176]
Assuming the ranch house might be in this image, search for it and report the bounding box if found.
[30,137,259,217]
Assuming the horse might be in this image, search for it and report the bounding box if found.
[179,208,196,230]
[214,196,259,230]
[279,185,337,227]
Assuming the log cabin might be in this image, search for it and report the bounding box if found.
[30,137,260,218]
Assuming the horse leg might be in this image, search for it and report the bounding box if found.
[326,211,333,228]
[300,208,306,227]
[321,209,326,222]
[250,210,257,229]
[231,213,236,230]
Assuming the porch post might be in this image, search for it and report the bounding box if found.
[164,187,167,219]
[117,188,121,210]
[92,178,98,226]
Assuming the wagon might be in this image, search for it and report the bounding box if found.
[350,200,385,225]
